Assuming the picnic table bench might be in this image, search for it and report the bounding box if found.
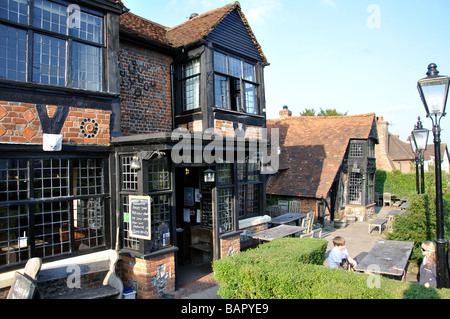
[368,218,388,234]
[354,240,414,280]
[250,225,306,242]
[270,213,306,226]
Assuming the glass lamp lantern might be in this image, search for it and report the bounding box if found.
[411,118,429,152]
[204,168,215,183]
[409,135,417,154]
[417,63,450,118]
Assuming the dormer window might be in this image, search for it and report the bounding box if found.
[213,51,259,114]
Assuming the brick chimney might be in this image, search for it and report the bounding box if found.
[279,105,292,119]
[375,116,395,171]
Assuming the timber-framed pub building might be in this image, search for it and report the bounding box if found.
[0,0,270,298]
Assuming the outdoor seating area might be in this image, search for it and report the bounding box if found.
[251,201,320,243]
[354,240,414,281]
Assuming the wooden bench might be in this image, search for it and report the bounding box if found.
[368,218,388,235]
[37,250,123,299]
[190,226,213,263]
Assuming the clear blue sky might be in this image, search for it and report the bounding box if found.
[122,0,450,147]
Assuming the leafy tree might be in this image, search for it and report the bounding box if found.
[299,107,347,116]
[317,108,348,116]
[299,108,316,116]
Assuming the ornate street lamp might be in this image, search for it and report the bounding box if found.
[411,117,429,194]
[417,63,450,288]
[409,135,420,194]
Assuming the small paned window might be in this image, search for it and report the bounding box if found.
[348,172,362,204]
[150,195,171,250]
[0,0,105,91]
[121,195,139,250]
[218,187,233,233]
[349,143,364,157]
[0,25,27,81]
[0,0,28,24]
[33,34,67,86]
[181,59,200,111]
[217,163,232,185]
[121,156,138,191]
[148,157,170,191]
[0,156,108,267]
[213,51,259,114]
[237,158,262,219]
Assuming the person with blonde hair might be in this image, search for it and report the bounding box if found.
[419,241,437,288]
[328,236,357,269]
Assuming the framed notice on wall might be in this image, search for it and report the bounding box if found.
[129,195,152,240]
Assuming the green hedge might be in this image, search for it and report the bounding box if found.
[213,238,450,299]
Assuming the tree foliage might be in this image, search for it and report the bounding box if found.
[299,107,347,116]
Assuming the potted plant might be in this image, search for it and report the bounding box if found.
[333,210,347,229]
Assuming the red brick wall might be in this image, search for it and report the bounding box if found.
[220,234,241,259]
[119,42,173,135]
[119,253,175,299]
[0,101,111,146]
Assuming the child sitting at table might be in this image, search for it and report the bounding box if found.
[328,236,357,270]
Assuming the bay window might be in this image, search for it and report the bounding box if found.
[0,0,104,92]
[214,51,259,114]
[0,156,109,267]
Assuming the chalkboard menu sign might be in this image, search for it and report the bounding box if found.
[129,195,152,240]
[7,272,38,299]
[201,199,213,227]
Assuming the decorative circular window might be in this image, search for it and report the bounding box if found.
[80,118,99,138]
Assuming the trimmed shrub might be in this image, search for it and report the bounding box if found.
[213,238,450,299]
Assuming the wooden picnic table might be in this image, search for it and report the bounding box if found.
[270,213,306,226]
[354,240,414,280]
[368,218,388,234]
[250,225,306,242]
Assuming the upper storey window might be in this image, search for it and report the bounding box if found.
[214,51,259,115]
[0,0,104,92]
[181,58,200,111]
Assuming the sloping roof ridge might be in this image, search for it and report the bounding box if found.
[268,112,375,121]
[124,11,170,30]
[169,1,238,32]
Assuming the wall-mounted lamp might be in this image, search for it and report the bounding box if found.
[130,156,141,170]
[204,168,215,183]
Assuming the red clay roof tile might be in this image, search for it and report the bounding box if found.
[266,113,377,199]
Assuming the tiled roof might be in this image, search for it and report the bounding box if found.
[119,1,267,62]
[119,12,172,47]
[166,3,237,47]
[266,113,377,199]
[388,134,414,161]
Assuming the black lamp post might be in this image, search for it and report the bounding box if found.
[409,135,420,194]
[410,117,429,194]
[417,63,450,288]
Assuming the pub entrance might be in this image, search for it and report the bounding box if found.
[175,166,215,286]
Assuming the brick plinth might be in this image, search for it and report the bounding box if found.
[119,252,175,299]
